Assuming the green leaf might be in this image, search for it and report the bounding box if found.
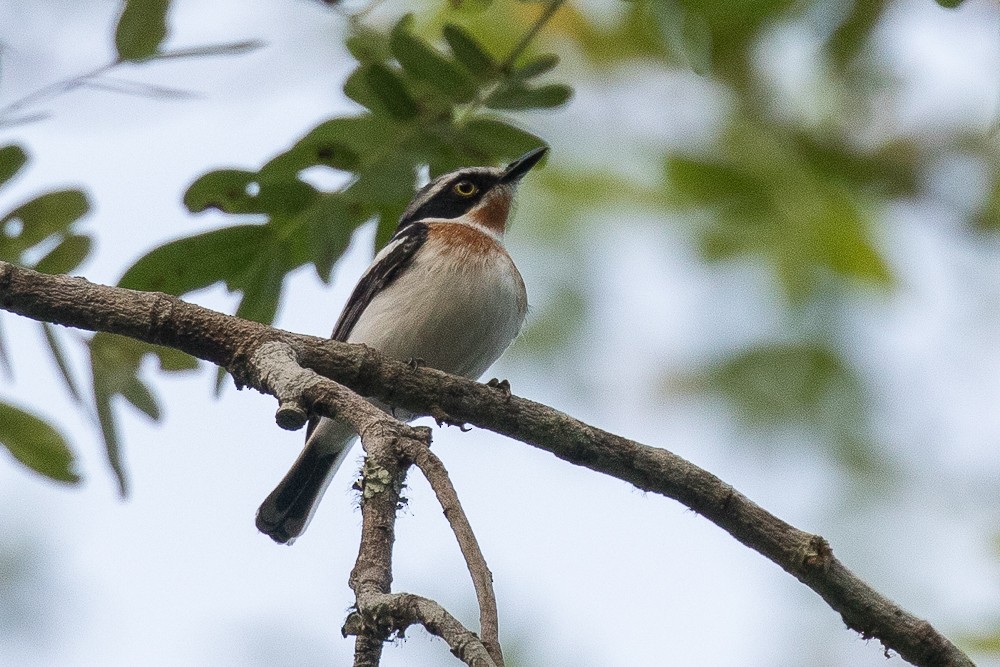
[234,254,285,325]
[89,333,197,495]
[362,63,420,120]
[262,124,363,178]
[935,0,964,6]
[513,53,560,79]
[0,190,90,261]
[297,194,367,282]
[345,26,392,64]
[443,24,497,79]
[183,169,258,213]
[653,1,713,76]
[486,82,572,110]
[0,401,79,484]
[0,145,28,187]
[41,323,83,403]
[33,234,92,274]
[183,170,317,217]
[390,24,477,103]
[120,377,160,420]
[154,346,198,372]
[118,225,269,295]
[115,0,170,61]
[975,175,1000,232]
[704,343,851,425]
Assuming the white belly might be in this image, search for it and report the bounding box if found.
[345,239,527,379]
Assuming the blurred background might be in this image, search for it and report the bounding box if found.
[2,0,1000,665]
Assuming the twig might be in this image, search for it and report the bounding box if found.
[0,262,975,667]
[499,0,565,73]
[403,440,503,666]
[455,0,565,125]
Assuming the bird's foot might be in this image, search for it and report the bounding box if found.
[430,405,471,432]
[407,357,425,370]
[487,377,512,398]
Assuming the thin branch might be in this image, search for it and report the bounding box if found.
[499,0,565,73]
[0,262,975,667]
[403,440,503,666]
[0,41,262,127]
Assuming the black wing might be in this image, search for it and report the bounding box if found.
[330,222,429,342]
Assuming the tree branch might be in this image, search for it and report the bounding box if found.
[0,261,975,667]
[403,440,503,665]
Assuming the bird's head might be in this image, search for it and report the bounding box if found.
[397,146,548,236]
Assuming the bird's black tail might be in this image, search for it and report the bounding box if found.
[256,420,354,544]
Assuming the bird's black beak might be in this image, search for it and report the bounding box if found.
[501,146,549,184]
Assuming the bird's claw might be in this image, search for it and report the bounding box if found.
[487,377,512,398]
[430,405,470,431]
[407,357,425,370]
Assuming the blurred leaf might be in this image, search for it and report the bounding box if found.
[33,234,92,274]
[120,376,159,420]
[346,25,392,64]
[443,24,497,79]
[297,194,367,282]
[694,340,884,474]
[41,323,83,403]
[390,21,477,103]
[667,120,894,300]
[183,169,258,213]
[0,401,79,484]
[550,2,667,64]
[513,53,559,79]
[653,1,712,76]
[0,145,27,187]
[234,253,285,325]
[486,82,572,110]
[89,333,197,495]
[119,225,269,295]
[183,169,317,217]
[361,63,421,120]
[826,0,887,69]
[0,190,89,262]
[115,0,170,61]
[975,175,1000,231]
[935,0,964,7]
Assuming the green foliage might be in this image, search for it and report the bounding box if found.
[115,0,171,61]
[667,122,893,302]
[0,401,78,484]
[0,146,28,186]
[89,333,198,495]
[0,145,93,485]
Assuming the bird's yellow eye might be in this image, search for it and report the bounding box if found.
[453,180,477,197]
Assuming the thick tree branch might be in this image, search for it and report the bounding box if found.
[0,262,975,667]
